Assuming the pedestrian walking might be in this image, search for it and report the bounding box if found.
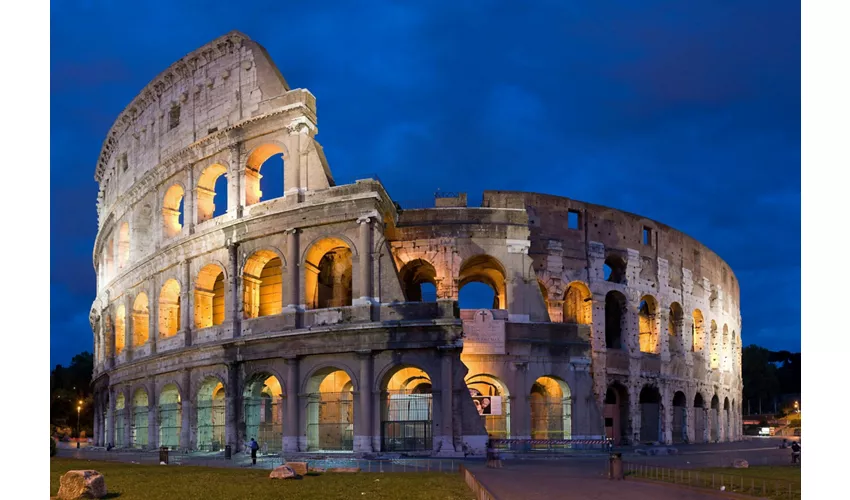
[249,438,259,465]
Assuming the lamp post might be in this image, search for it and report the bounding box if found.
[77,401,82,449]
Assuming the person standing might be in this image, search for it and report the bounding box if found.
[249,438,259,465]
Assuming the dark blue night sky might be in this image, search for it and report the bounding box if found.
[50,1,800,367]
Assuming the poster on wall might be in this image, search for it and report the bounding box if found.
[469,389,502,416]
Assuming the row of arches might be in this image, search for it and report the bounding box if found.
[604,383,737,445]
[102,367,573,453]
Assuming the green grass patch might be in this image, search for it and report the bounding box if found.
[50,458,473,500]
[625,465,801,500]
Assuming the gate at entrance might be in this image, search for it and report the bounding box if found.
[381,366,433,452]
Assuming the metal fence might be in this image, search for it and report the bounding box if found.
[244,396,283,453]
[196,400,226,451]
[491,438,611,453]
[158,403,181,449]
[382,391,433,452]
[623,462,801,500]
[132,406,149,448]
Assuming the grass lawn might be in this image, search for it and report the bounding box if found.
[50,458,474,500]
[626,464,801,500]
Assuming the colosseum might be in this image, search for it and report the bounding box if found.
[89,31,743,457]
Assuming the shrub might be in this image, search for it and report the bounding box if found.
[50,438,56,457]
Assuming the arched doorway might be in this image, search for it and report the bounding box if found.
[639,385,661,443]
[243,374,283,453]
[381,366,433,452]
[304,239,353,309]
[131,388,149,449]
[672,391,687,444]
[710,395,720,442]
[158,384,181,449]
[465,374,510,440]
[604,383,629,445]
[197,377,226,451]
[693,393,706,443]
[723,397,731,442]
[306,369,354,451]
[114,393,126,448]
[530,376,572,444]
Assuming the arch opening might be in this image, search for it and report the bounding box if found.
[197,377,226,451]
[399,259,438,302]
[243,250,283,318]
[131,388,149,449]
[381,366,433,452]
[114,393,126,447]
[465,373,511,440]
[162,184,185,238]
[458,255,507,309]
[243,374,283,454]
[246,144,285,206]
[604,383,629,445]
[159,279,181,338]
[195,264,226,328]
[306,369,354,452]
[710,395,720,442]
[604,255,627,284]
[305,238,353,309]
[115,305,126,355]
[709,320,720,370]
[159,383,181,450]
[530,376,572,442]
[118,222,130,269]
[638,296,659,354]
[693,309,705,352]
[672,391,687,444]
[564,282,592,325]
[605,291,627,349]
[693,393,706,443]
[639,385,661,443]
[668,302,684,354]
[104,237,115,282]
[132,294,149,347]
[196,164,229,222]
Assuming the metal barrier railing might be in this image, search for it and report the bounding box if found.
[623,461,800,499]
[490,438,613,453]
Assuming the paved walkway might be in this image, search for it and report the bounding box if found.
[469,461,738,500]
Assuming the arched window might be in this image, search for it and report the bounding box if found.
[638,295,659,354]
[603,255,627,284]
[162,184,185,238]
[305,239,353,310]
[196,164,228,222]
[605,291,627,349]
[159,279,181,337]
[132,293,149,347]
[668,302,684,354]
[398,259,438,302]
[195,264,226,328]
[458,255,507,310]
[692,309,705,352]
[243,251,282,318]
[564,282,592,325]
[245,144,286,206]
[117,222,130,269]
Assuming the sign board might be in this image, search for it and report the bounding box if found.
[469,394,502,416]
[462,309,506,355]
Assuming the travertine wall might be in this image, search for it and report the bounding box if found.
[90,32,742,456]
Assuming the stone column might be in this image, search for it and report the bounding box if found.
[285,229,300,309]
[283,357,300,452]
[354,350,373,452]
[185,165,195,234]
[228,243,241,338]
[661,386,673,445]
[123,294,134,362]
[148,378,158,448]
[356,216,374,305]
[435,346,456,454]
[180,370,192,451]
[703,406,711,443]
[123,388,132,448]
[511,362,530,441]
[182,260,192,347]
[285,126,302,195]
[628,385,641,445]
[106,388,115,447]
[228,143,244,217]
[92,392,101,446]
[226,362,240,451]
[548,299,564,324]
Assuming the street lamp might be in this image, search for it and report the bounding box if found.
[794,401,799,413]
[76,401,82,449]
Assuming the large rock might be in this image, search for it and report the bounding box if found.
[285,462,308,475]
[733,459,749,469]
[269,465,300,479]
[56,470,107,499]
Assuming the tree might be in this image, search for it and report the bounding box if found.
[50,352,94,437]
[741,345,781,411]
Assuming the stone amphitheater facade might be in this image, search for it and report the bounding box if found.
[89,32,743,456]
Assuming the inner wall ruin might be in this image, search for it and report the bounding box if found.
[89,31,743,456]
